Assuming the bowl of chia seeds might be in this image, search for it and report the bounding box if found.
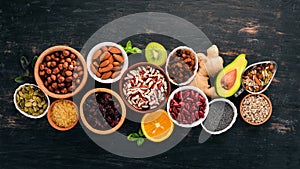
[201,98,237,135]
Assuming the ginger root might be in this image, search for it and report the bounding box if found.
[189,45,224,98]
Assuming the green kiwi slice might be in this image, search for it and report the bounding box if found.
[145,42,167,66]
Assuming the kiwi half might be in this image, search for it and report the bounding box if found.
[145,42,167,66]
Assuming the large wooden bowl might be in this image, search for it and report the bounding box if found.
[34,45,88,99]
[119,62,171,114]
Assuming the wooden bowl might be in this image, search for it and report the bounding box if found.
[240,93,273,125]
[34,45,88,99]
[47,99,79,131]
[80,88,126,135]
[119,62,171,114]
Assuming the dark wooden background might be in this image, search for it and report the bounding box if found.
[0,0,299,168]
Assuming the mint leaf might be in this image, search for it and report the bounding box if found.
[138,128,144,137]
[20,56,29,70]
[31,55,38,68]
[15,76,25,84]
[127,133,139,141]
[137,138,144,146]
[126,40,132,50]
[132,47,142,54]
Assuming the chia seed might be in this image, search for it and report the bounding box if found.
[203,100,234,132]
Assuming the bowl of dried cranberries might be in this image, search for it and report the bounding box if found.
[80,88,126,134]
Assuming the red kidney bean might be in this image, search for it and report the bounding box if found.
[169,89,207,124]
[83,92,121,130]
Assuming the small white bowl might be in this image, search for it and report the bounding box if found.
[167,86,209,128]
[86,42,128,83]
[165,46,198,86]
[201,98,237,135]
[13,83,50,119]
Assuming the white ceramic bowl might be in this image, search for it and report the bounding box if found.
[201,98,237,135]
[86,42,128,83]
[167,86,209,128]
[165,46,198,86]
[13,83,50,119]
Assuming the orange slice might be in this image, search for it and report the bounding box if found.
[141,109,174,142]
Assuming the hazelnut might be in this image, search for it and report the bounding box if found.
[54,57,60,62]
[78,71,83,76]
[48,86,54,92]
[71,60,76,66]
[51,54,55,60]
[44,81,48,87]
[61,88,68,94]
[51,75,56,81]
[67,86,75,92]
[68,65,74,71]
[45,55,51,61]
[63,62,69,69]
[70,53,77,60]
[58,76,65,83]
[58,83,65,88]
[63,50,70,57]
[51,61,56,67]
[66,58,72,63]
[58,64,63,70]
[47,77,52,83]
[39,71,45,76]
[66,76,73,82]
[46,62,51,67]
[76,79,81,85]
[54,89,60,94]
[65,70,73,76]
[77,66,83,71]
[73,72,78,79]
[51,82,58,89]
[39,64,45,70]
[60,59,65,63]
[46,69,52,75]
[52,68,60,75]
[55,52,60,57]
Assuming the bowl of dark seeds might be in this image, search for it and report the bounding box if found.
[80,88,126,134]
[201,98,237,135]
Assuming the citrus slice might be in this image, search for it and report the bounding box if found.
[145,42,167,66]
[141,109,174,142]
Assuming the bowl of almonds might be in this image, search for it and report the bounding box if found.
[87,42,128,83]
[240,93,272,125]
[34,45,88,99]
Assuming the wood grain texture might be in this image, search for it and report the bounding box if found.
[0,0,300,169]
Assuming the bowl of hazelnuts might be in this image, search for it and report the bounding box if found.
[34,45,88,99]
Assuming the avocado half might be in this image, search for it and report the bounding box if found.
[215,54,247,98]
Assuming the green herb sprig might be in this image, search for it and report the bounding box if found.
[127,128,145,146]
[15,55,38,84]
[120,40,142,54]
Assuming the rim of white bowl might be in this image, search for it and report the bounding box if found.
[167,86,209,128]
[165,46,198,86]
[201,98,237,135]
[86,42,128,83]
[13,83,50,119]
